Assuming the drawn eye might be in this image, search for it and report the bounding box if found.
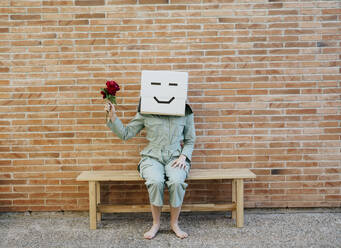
[169,83,178,86]
[151,82,161,85]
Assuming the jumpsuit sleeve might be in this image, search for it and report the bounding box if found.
[181,112,196,162]
[106,112,145,140]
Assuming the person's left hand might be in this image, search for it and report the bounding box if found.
[171,154,187,170]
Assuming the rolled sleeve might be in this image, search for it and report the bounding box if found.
[181,113,196,162]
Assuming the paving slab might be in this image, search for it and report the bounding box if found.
[1,208,340,248]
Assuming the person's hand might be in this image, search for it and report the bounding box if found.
[171,154,187,170]
[104,102,116,121]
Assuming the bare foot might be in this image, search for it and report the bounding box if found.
[171,223,188,239]
[144,224,160,239]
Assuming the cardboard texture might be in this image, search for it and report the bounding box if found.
[140,70,188,116]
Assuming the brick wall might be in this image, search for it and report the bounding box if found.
[1,0,340,211]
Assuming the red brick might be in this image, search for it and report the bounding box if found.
[43,1,73,6]
[12,40,41,46]
[321,9,341,14]
[11,15,41,20]
[13,186,44,193]
[75,13,105,19]
[75,0,104,5]
[172,0,200,3]
[286,109,317,115]
[108,0,137,3]
[59,20,89,26]
[140,0,168,3]
[219,17,249,23]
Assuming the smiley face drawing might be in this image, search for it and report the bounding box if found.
[140,70,188,116]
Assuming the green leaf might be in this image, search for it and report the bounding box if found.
[101,86,117,105]
[106,95,117,105]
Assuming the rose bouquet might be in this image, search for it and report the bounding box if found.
[101,80,120,104]
[101,80,120,121]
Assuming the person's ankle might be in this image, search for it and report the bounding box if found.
[170,222,179,227]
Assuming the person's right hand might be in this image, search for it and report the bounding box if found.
[104,102,116,121]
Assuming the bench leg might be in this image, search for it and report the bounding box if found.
[96,182,101,222]
[231,179,236,220]
[89,181,97,230]
[236,179,244,228]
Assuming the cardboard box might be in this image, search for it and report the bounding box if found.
[140,70,188,116]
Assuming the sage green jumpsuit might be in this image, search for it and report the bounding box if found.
[106,105,196,208]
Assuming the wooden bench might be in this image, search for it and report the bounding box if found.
[76,168,256,230]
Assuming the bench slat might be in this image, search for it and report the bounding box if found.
[188,169,256,180]
[98,203,236,213]
[76,168,256,181]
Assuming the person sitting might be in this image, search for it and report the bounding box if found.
[104,100,196,239]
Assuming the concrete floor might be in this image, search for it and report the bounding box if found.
[1,208,340,248]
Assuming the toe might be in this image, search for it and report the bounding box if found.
[181,233,187,239]
[145,235,152,239]
[144,232,152,239]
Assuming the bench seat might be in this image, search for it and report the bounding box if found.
[76,168,256,230]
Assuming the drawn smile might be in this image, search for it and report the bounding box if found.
[153,96,175,104]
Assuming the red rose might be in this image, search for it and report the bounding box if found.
[101,80,120,105]
[106,80,120,96]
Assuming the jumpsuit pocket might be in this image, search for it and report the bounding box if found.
[137,157,149,178]
[171,147,182,157]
